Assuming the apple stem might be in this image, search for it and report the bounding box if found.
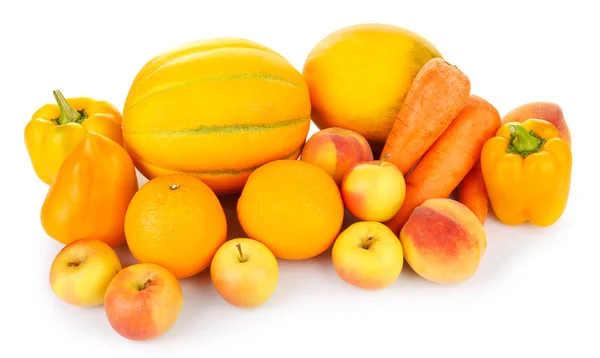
[67,261,80,267]
[380,153,390,165]
[363,236,375,250]
[142,278,152,290]
[236,243,248,263]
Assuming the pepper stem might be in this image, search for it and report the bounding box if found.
[506,125,546,157]
[53,90,81,125]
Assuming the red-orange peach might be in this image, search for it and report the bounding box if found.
[502,102,571,147]
[300,127,373,185]
[399,198,486,284]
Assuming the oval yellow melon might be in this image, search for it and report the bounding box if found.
[122,38,311,195]
[302,24,442,155]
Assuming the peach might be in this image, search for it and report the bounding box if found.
[341,157,406,222]
[300,127,373,185]
[399,198,486,284]
[502,102,571,147]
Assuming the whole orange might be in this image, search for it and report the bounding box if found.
[237,159,344,260]
[124,174,227,279]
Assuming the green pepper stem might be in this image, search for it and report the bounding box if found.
[53,90,81,125]
[506,124,546,157]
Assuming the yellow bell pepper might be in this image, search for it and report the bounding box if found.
[24,90,123,185]
[480,118,572,227]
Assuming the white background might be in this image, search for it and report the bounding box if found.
[1,0,599,357]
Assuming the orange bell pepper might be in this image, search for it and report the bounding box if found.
[41,132,138,248]
[24,90,123,185]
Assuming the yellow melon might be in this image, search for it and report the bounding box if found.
[303,24,442,155]
[122,38,311,195]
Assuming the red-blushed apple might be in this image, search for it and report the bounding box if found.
[332,221,404,290]
[103,263,183,341]
[49,238,122,307]
[341,155,406,222]
[300,127,373,186]
[210,238,278,308]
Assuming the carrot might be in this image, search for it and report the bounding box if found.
[384,95,501,234]
[380,57,471,175]
[458,160,489,224]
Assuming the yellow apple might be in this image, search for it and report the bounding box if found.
[341,156,406,222]
[49,238,122,307]
[210,238,278,308]
[103,263,183,341]
[332,221,404,290]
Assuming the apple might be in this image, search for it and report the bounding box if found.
[103,263,183,341]
[49,238,122,307]
[210,238,278,308]
[331,221,404,290]
[341,155,406,222]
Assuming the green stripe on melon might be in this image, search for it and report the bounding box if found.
[128,38,284,93]
[125,72,302,112]
[122,37,311,195]
[134,143,303,176]
[124,115,309,136]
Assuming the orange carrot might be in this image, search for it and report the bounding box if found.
[384,95,501,234]
[380,57,471,175]
[458,160,489,224]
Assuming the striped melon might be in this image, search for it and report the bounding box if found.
[122,38,311,195]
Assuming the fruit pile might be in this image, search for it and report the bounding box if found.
[24,23,573,341]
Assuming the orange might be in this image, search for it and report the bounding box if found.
[237,159,344,260]
[124,174,227,279]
